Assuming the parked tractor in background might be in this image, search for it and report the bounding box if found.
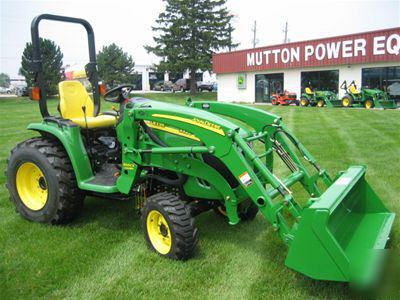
[5,14,395,287]
[270,90,298,105]
[340,80,398,109]
[299,85,340,108]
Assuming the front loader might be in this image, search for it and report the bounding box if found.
[299,85,341,108]
[5,14,395,285]
[341,80,398,109]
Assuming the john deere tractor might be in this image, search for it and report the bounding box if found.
[299,84,340,108]
[6,14,395,284]
[340,80,397,109]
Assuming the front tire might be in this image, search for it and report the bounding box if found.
[300,97,309,107]
[317,99,325,107]
[342,95,353,107]
[142,192,198,260]
[6,137,84,224]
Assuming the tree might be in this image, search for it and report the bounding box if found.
[0,73,10,88]
[19,38,63,95]
[97,43,137,87]
[145,0,236,94]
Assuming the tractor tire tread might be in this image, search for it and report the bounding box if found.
[6,136,84,224]
[142,192,198,260]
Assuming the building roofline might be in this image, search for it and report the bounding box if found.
[213,26,400,57]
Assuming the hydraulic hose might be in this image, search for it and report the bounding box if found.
[140,120,168,147]
[272,128,321,172]
[139,121,188,186]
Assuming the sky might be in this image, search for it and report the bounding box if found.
[1,0,399,78]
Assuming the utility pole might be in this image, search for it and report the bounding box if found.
[228,23,232,51]
[251,20,259,48]
[283,21,288,43]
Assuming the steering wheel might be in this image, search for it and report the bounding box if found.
[103,84,135,103]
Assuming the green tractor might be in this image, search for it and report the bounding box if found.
[340,80,398,109]
[6,14,395,284]
[299,84,341,108]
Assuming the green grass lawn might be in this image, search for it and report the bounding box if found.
[0,93,399,299]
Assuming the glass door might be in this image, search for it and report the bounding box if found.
[255,73,284,103]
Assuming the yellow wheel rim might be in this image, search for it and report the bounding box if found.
[342,98,350,107]
[365,100,373,109]
[146,210,172,254]
[317,100,324,107]
[16,162,48,210]
[300,99,307,106]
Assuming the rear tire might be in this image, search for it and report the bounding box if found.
[271,97,278,105]
[364,99,374,109]
[142,192,198,260]
[6,137,84,224]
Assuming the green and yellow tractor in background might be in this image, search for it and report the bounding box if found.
[5,14,395,285]
[340,80,398,109]
[299,84,341,108]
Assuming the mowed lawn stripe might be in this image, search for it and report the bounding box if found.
[0,95,399,298]
[0,198,140,298]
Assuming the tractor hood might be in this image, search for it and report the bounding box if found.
[362,88,384,95]
[127,97,252,140]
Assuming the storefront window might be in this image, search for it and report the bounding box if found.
[255,73,284,103]
[301,70,339,93]
[132,73,142,90]
[362,66,400,100]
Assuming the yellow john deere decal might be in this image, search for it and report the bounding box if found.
[123,163,136,170]
[151,114,225,136]
[144,120,200,141]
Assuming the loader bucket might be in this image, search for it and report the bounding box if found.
[325,99,342,108]
[285,166,395,284]
[373,99,398,109]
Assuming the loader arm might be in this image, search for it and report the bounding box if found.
[115,98,394,284]
[187,101,333,193]
[117,99,333,237]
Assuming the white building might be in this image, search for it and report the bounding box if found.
[65,63,215,91]
[213,27,400,103]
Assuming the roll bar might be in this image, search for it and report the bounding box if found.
[340,80,347,90]
[30,14,100,118]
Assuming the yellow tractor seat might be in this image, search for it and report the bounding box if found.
[305,87,313,95]
[58,81,117,128]
[349,85,361,94]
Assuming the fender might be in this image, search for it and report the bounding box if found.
[343,93,353,101]
[28,122,95,187]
